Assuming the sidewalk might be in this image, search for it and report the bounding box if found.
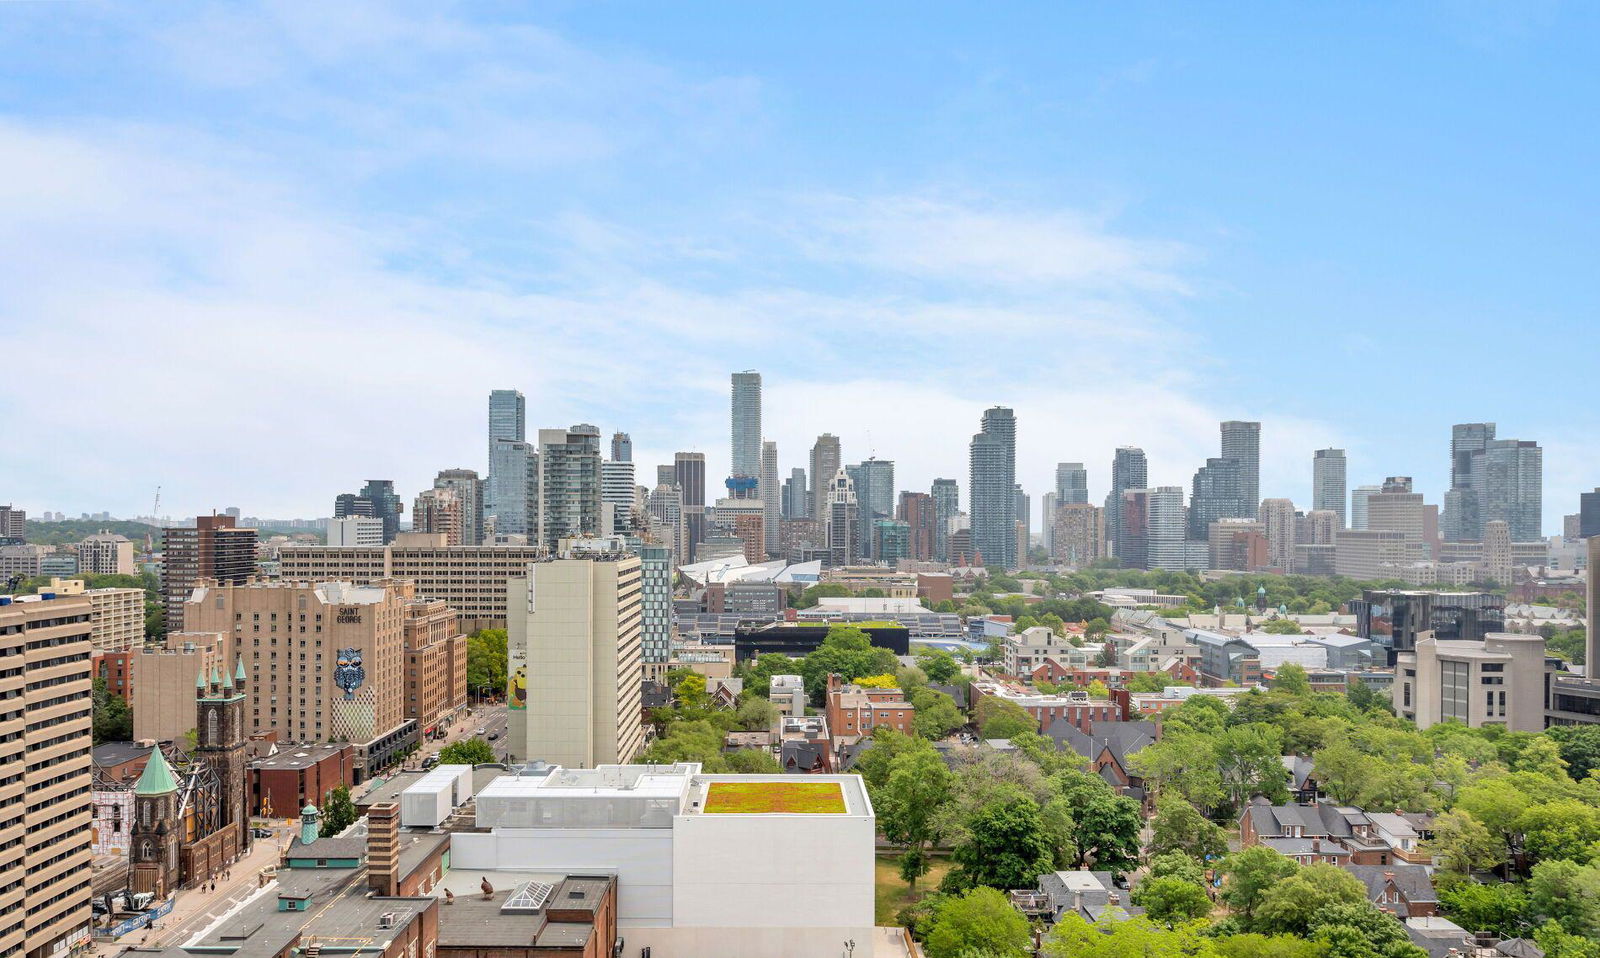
[97,830,287,956]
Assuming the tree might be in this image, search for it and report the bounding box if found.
[910,688,966,740]
[1150,795,1229,860]
[1547,725,1600,782]
[1129,730,1226,810]
[1148,851,1208,885]
[1132,876,1213,926]
[1254,864,1368,935]
[877,750,954,892]
[1427,809,1506,876]
[799,626,899,700]
[1125,671,1168,693]
[1055,789,1142,873]
[854,728,935,790]
[1273,663,1311,694]
[437,737,495,766]
[1346,681,1392,714]
[923,886,1032,958]
[1260,618,1306,636]
[947,791,1054,892]
[733,695,777,732]
[1528,859,1600,938]
[1043,915,1219,958]
[1086,679,1110,699]
[1438,882,1530,938]
[916,647,961,684]
[92,677,133,744]
[466,628,508,699]
[1306,903,1428,958]
[1517,799,1600,865]
[319,785,358,837]
[1084,617,1110,639]
[1213,933,1326,958]
[976,697,1037,739]
[1220,846,1299,920]
[794,582,852,609]
[1216,723,1289,807]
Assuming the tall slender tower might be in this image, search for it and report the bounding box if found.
[674,452,707,559]
[611,431,633,463]
[809,435,842,524]
[537,425,603,550]
[731,371,762,480]
[1312,449,1347,528]
[1220,421,1261,519]
[487,389,527,520]
[931,479,959,562]
[1106,447,1148,562]
[1055,463,1089,505]
[759,440,781,556]
[969,407,1017,569]
[1445,423,1496,541]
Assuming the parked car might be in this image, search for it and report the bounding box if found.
[488,731,500,741]
[252,827,273,839]
[421,755,439,769]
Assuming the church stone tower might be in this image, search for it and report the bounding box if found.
[129,748,181,899]
[195,659,251,853]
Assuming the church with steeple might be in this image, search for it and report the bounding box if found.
[126,658,251,897]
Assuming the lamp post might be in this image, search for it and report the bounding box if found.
[843,939,855,958]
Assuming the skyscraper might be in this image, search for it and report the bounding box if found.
[162,515,258,632]
[611,431,632,463]
[601,457,637,536]
[1052,502,1103,567]
[759,440,780,556]
[1014,484,1031,556]
[846,458,895,560]
[637,543,673,681]
[412,487,463,544]
[536,425,603,550]
[730,371,762,480]
[1445,423,1496,541]
[1481,438,1542,542]
[0,592,94,957]
[1146,486,1189,571]
[1055,463,1088,505]
[824,469,860,567]
[487,389,526,520]
[674,452,707,559]
[487,440,536,538]
[783,467,808,519]
[1220,421,1261,518]
[1189,457,1248,539]
[1106,447,1147,562]
[809,434,842,524]
[931,479,959,562]
[1260,498,1297,572]
[334,480,403,543]
[434,468,484,545]
[1351,484,1380,532]
[898,491,937,561]
[1581,489,1600,539]
[1312,449,1347,528]
[970,406,1017,569]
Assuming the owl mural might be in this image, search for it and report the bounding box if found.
[334,648,365,700]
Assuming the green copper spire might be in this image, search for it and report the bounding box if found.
[211,665,223,687]
[135,748,179,796]
[196,670,207,691]
[235,656,247,683]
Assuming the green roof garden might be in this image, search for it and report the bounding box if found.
[702,781,846,814]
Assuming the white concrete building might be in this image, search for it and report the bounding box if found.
[326,515,385,546]
[507,538,644,769]
[1395,632,1547,733]
[455,764,876,958]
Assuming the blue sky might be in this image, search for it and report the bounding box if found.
[1,2,1595,531]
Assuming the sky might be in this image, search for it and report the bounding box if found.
[1,1,1597,533]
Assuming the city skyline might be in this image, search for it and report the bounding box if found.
[3,5,1599,533]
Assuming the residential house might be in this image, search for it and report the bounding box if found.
[1012,870,1142,926]
[1045,720,1158,807]
[1240,798,1414,866]
[825,678,914,746]
[1345,865,1437,918]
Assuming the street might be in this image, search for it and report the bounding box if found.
[415,704,509,765]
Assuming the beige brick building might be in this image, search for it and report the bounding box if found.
[507,540,643,769]
[131,632,225,744]
[182,578,418,772]
[39,578,144,652]
[276,533,543,632]
[402,598,467,734]
[76,533,136,576]
[0,592,94,958]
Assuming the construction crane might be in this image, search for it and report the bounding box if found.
[152,485,161,520]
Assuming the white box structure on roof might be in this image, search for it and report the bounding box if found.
[400,764,476,827]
